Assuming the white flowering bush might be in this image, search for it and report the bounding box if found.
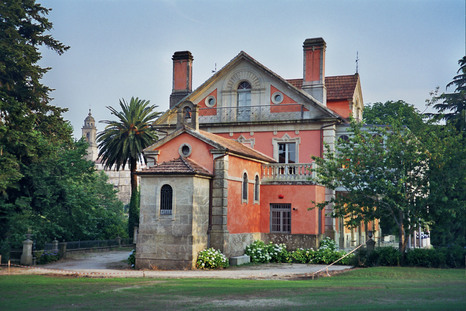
[245,240,290,263]
[196,248,229,269]
[245,238,353,265]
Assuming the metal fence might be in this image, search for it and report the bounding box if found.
[44,238,133,251]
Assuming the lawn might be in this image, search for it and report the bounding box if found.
[0,267,465,310]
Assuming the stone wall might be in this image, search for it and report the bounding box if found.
[136,175,210,270]
[263,233,322,250]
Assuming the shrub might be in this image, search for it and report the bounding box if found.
[319,237,337,251]
[127,249,136,268]
[439,245,466,268]
[37,250,59,264]
[290,248,314,263]
[265,242,290,263]
[196,248,229,269]
[245,240,272,263]
[245,239,351,265]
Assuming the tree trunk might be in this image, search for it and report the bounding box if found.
[128,157,139,238]
[398,210,405,252]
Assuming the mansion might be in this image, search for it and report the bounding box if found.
[132,38,377,269]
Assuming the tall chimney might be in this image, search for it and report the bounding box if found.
[302,38,326,105]
[170,51,193,108]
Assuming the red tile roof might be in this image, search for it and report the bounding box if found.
[286,74,359,101]
[138,156,212,176]
[197,129,276,163]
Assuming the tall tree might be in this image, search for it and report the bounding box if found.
[312,122,431,253]
[428,56,466,131]
[364,100,427,135]
[0,0,72,248]
[97,97,160,237]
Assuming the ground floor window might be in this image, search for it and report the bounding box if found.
[270,203,291,233]
[160,184,173,215]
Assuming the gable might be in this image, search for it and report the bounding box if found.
[155,51,342,127]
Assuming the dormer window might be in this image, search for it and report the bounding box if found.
[184,106,192,119]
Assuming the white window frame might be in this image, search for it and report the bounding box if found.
[272,134,300,163]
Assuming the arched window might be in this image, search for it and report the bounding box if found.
[160,184,173,215]
[242,172,248,202]
[237,81,251,121]
[254,175,260,202]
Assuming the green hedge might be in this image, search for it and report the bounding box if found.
[353,246,466,268]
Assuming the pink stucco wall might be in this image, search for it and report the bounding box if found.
[216,130,321,163]
[260,184,326,235]
[155,133,215,173]
[227,156,262,234]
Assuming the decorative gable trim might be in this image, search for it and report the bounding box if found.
[236,134,255,148]
[226,70,261,90]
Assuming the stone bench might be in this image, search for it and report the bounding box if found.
[229,255,250,266]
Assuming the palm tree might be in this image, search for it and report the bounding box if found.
[97,97,160,237]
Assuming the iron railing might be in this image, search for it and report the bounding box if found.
[198,104,310,123]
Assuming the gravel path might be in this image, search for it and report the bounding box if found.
[2,250,353,279]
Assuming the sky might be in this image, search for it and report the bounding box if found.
[38,0,465,139]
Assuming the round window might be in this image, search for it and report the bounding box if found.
[205,95,216,107]
[271,92,284,104]
[179,143,192,157]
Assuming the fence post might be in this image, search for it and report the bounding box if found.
[116,236,121,247]
[52,238,59,253]
[58,241,67,259]
[20,238,33,266]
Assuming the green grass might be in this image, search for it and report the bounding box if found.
[1,267,465,310]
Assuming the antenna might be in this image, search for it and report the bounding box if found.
[212,63,217,73]
[355,51,359,74]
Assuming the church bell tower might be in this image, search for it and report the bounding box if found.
[82,109,98,161]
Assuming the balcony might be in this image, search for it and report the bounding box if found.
[261,163,317,184]
[198,104,310,124]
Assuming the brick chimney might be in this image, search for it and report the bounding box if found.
[302,38,326,105]
[170,51,194,108]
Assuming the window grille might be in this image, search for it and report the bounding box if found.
[242,172,248,201]
[254,175,260,201]
[160,184,173,215]
[270,203,291,233]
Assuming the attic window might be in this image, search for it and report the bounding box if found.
[205,96,216,107]
[179,143,192,157]
[271,92,283,104]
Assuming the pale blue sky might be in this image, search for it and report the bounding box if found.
[38,0,465,139]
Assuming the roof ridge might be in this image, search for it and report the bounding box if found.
[179,156,195,172]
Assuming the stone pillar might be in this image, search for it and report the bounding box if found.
[52,239,59,253]
[116,236,121,247]
[366,238,376,253]
[58,241,67,259]
[20,238,33,266]
[133,226,138,244]
[210,152,230,255]
[322,124,336,238]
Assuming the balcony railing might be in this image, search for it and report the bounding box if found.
[198,104,310,123]
[261,163,317,183]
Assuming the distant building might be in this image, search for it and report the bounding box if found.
[135,38,379,270]
[82,110,132,205]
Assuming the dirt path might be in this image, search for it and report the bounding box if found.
[1,250,353,279]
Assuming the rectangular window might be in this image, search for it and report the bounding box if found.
[270,203,291,233]
[278,143,296,164]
